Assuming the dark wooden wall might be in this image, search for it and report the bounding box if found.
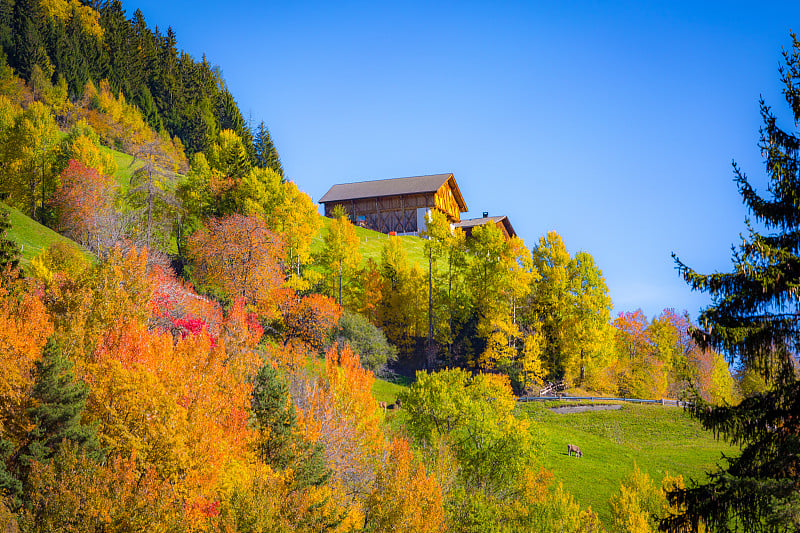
[323,192,435,234]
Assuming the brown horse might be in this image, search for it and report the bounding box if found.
[567,444,583,457]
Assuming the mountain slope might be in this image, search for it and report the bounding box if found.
[1,202,89,268]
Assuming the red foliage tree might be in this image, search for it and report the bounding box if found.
[52,159,116,252]
[188,214,284,319]
[277,291,341,349]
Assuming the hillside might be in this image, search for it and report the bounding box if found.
[372,378,738,530]
[517,401,738,526]
[311,214,428,267]
[0,202,89,268]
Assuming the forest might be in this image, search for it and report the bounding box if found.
[0,1,798,532]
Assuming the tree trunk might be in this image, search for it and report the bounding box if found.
[428,250,433,343]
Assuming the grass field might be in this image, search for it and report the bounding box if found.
[1,201,89,267]
[311,215,428,268]
[518,401,738,526]
[371,378,735,527]
[100,143,142,190]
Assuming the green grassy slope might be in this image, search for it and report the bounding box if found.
[311,215,428,268]
[1,143,139,268]
[371,380,733,528]
[518,402,738,526]
[100,144,142,190]
[1,202,89,267]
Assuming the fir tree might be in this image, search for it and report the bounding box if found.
[664,35,800,532]
[19,338,103,469]
[0,207,20,270]
[11,0,48,79]
[251,364,328,489]
[0,438,22,509]
[254,121,284,178]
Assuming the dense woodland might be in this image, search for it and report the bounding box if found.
[0,1,796,532]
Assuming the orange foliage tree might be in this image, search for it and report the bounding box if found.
[364,437,445,532]
[293,343,383,499]
[188,214,284,318]
[19,443,183,532]
[277,291,341,350]
[0,275,53,441]
[52,159,116,252]
[48,245,152,363]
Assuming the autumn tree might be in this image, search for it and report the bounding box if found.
[56,124,118,177]
[292,344,382,499]
[207,128,251,181]
[18,443,183,532]
[613,310,669,398]
[421,210,449,343]
[610,467,674,533]
[376,235,426,356]
[525,231,613,386]
[272,181,322,288]
[400,368,542,512]
[275,291,341,351]
[464,223,535,373]
[663,34,800,532]
[127,133,183,252]
[364,437,445,532]
[318,214,361,307]
[188,214,284,318]
[1,101,60,222]
[52,159,116,253]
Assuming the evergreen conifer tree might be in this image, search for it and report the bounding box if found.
[254,121,284,178]
[0,438,22,509]
[251,364,328,488]
[19,337,103,468]
[664,35,800,532]
[0,207,20,270]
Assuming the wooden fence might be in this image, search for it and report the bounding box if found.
[516,396,689,407]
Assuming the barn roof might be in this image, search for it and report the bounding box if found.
[454,215,517,238]
[319,173,468,212]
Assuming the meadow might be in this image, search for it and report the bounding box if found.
[517,401,738,526]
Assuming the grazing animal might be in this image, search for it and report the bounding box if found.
[378,401,387,413]
[395,398,402,408]
[567,444,583,457]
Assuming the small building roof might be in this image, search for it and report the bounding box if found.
[319,173,468,212]
[454,215,517,238]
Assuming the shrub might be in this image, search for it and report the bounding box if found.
[331,311,397,371]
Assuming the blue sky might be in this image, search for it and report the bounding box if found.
[127,0,800,320]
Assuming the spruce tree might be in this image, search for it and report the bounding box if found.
[0,207,20,270]
[253,121,284,178]
[664,35,800,532]
[251,364,328,488]
[19,338,102,469]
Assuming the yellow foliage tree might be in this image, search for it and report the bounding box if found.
[364,438,445,532]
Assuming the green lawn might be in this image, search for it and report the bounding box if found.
[311,215,428,268]
[100,143,142,191]
[372,376,410,404]
[1,202,90,268]
[518,401,738,526]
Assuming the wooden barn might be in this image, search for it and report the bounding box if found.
[319,173,468,234]
[454,214,517,240]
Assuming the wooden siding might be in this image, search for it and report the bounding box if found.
[434,180,462,222]
[324,194,430,233]
[323,183,464,234]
